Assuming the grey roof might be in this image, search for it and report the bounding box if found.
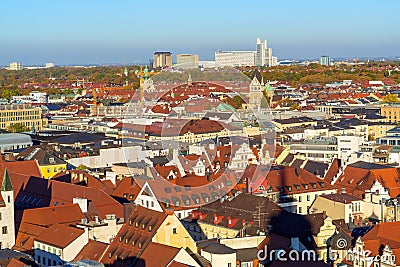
[197,240,236,254]
[0,248,32,260]
[274,117,315,125]
[349,161,396,170]
[303,160,329,177]
[236,248,259,262]
[52,133,108,144]
[251,69,263,84]
[204,111,235,121]
[0,133,32,145]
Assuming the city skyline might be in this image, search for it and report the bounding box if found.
[1,0,399,65]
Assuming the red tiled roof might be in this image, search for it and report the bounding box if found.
[14,204,85,253]
[111,177,142,202]
[334,162,400,198]
[101,206,168,266]
[35,223,85,248]
[134,242,181,267]
[74,239,108,262]
[12,175,124,219]
[245,165,335,195]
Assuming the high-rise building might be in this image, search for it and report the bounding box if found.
[215,51,256,67]
[215,38,278,67]
[9,62,22,71]
[153,52,172,68]
[255,38,277,67]
[176,54,199,69]
[45,63,55,68]
[320,55,331,66]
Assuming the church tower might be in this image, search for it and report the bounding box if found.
[0,168,15,249]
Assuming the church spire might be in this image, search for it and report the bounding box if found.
[1,168,13,191]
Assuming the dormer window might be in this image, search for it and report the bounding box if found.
[304,184,309,190]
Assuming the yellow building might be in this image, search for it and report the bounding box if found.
[368,122,397,140]
[0,104,43,131]
[381,105,400,123]
[17,146,67,179]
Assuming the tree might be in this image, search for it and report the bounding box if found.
[382,94,400,103]
[6,123,29,133]
[76,164,89,171]
[232,95,244,109]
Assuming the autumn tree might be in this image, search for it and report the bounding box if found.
[382,94,400,103]
[6,123,29,133]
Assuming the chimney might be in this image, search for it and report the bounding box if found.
[73,197,88,213]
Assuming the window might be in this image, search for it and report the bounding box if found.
[0,213,2,220]
[298,196,302,202]
[7,196,10,203]
[2,226,7,234]
[307,195,310,201]
[173,228,177,234]
[228,264,232,267]
[298,207,302,213]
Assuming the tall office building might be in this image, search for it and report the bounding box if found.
[256,38,277,67]
[9,62,22,71]
[320,55,331,66]
[215,38,278,67]
[176,54,199,69]
[153,52,173,68]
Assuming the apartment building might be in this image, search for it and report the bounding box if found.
[0,104,43,131]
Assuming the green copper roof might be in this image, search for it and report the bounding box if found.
[264,83,274,91]
[217,103,236,112]
[1,168,13,191]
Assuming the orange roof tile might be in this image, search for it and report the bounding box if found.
[35,223,85,248]
[74,240,108,262]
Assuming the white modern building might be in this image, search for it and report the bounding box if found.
[289,135,365,163]
[215,50,256,67]
[215,38,278,67]
[256,38,277,67]
[9,62,22,71]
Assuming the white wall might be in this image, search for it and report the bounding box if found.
[0,190,15,249]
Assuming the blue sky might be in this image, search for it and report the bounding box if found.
[1,0,399,65]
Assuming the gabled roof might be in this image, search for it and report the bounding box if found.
[12,175,124,219]
[74,240,108,262]
[17,146,66,166]
[35,223,85,248]
[334,161,400,198]
[134,243,182,267]
[14,204,85,253]
[101,205,168,265]
[189,193,281,233]
[251,69,263,85]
